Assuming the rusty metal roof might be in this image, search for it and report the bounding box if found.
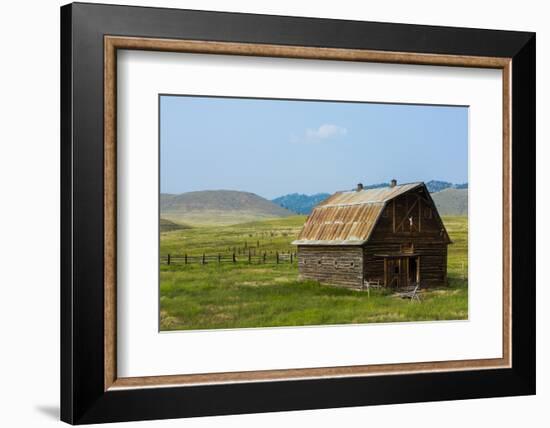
[292,183,422,246]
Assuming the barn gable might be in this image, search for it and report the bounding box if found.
[292,182,450,246]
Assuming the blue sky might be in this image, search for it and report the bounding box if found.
[160,95,468,199]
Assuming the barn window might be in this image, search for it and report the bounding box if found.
[401,242,414,253]
[351,262,355,267]
[318,260,322,265]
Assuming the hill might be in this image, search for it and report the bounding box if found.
[271,193,330,215]
[161,190,294,226]
[431,188,468,216]
[160,218,191,232]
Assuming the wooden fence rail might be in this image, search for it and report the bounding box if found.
[161,251,297,266]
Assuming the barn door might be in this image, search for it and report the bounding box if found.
[385,257,414,288]
[385,258,403,288]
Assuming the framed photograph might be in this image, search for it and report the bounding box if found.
[60,2,535,424]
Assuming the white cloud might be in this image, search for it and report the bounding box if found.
[291,124,348,143]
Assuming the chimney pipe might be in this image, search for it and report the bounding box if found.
[356,183,364,191]
[390,179,397,188]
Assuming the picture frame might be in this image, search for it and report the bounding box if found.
[61,2,535,424]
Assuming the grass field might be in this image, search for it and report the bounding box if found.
[160,216,468,331]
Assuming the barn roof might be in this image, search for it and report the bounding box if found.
[292,182,423,246]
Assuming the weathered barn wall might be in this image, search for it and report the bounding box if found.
[365,188,450,287]
[368,188,450,243]
[417,243,448,287]
[362,243,387,282]
[297,246,363,288]
[363,243,448,287]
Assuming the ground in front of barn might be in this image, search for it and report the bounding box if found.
[160,216,468,331]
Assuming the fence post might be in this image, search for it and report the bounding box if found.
[184,254,187,264]
[263,252,266,264]
[248,249,251,264]
[290,252,293,263]
[202,253,206,264]
[276,251,279,264]
[218,253,221,264]
[232,252,236,263]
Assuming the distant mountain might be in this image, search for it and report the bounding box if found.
[161,190,294,226]
[271,183,401,215]
[426,180,468,192]
[345,182,469,192]
[271,193,330,215]
[454,182,468,189]
[431,188,468,216]
[272,181,469,216]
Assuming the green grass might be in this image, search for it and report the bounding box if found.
[162,211,296,227]
[160,215,307,255]
[160,215,468,331]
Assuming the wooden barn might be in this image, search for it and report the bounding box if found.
[292,180,451,289]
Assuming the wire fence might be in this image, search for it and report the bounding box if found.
[161,251,297,266]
